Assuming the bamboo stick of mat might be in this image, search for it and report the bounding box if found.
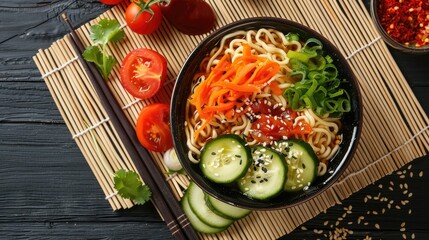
[60,14,198,240]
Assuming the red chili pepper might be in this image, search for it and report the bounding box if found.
[378,0,429,47]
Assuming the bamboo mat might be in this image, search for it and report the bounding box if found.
[33,0,429,239]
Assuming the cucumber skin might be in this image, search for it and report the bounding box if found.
[199,134,252,183]
[205,194,251,220]
[187,182,234,228]
[181,191,226,234]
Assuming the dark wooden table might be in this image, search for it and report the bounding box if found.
[1,1,428,239]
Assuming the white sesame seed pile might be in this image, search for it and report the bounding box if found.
[290,163,425,240]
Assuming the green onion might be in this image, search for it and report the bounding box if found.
[286,33,300,42]
[284,36,351,117]
[287,50,316,63]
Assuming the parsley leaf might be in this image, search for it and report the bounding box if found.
[114,169,152,205]
[83,19,124,80]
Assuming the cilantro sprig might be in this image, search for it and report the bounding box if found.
[114,169,152,205]
[83,19,125,80]
[88,123,152,205]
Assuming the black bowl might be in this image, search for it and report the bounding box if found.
[171,17,362,210]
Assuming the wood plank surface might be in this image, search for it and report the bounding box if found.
[1,0,428,239]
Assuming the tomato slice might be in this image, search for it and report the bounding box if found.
[120,48,167,99]
[136,103,173,152]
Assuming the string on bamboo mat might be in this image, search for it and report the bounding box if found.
[41,56,78,78]
[72,118,110,139]
[346,36,382,60]
[34,0,429,239]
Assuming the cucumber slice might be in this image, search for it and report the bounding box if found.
[181,191,225,234]
[187,182,234,228]
[273,139,319,192]
[206,195,251,220]
[238,146,287,200]
[200,134,251,183]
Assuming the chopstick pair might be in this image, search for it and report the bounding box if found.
[60,13,198,240]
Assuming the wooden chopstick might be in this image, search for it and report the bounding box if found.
[60,13,198,240]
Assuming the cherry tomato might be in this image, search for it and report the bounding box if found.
[136,103,173,152]
[99,0,123,5]
[120,48,167,99]
[160,0,216,35]
[125,1,162,35]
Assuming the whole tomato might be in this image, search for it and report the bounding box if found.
[126,0,163,35]
[160,0,216,35]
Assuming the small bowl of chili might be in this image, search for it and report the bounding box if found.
[371,0,429,54]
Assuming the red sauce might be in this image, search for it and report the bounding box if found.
[378,0,429,47]
[160,0,216,35]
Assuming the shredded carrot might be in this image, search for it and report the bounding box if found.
[269,81,283,96]
[189,43,281,139]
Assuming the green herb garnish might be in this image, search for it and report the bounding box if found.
[83,19,125,80]
[88,122,151,205]
[284,37,351,117]
[114,169,152,205]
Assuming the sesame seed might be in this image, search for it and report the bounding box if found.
[375,224,380,229]
[419,171,424,177]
